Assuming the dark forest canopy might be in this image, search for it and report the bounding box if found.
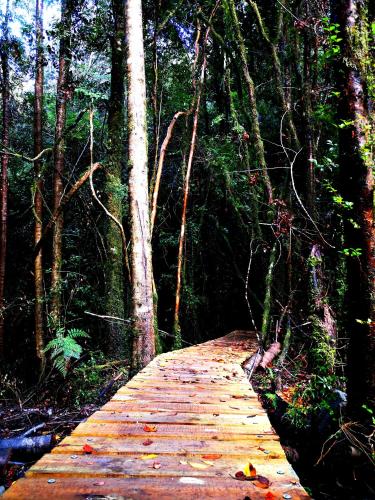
[0,0,374,495]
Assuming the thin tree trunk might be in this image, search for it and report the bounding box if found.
[34,0,45,366]
[225,0,273,203]
[150,111,186,234]
[303,2,316,216]
[126,0,156,371]
[336,0,375,409]
[248,0,300,150]
[150,22,204,235]
[50,0,74,329]
[106,0,126,358]
[173,29,210,348]
[149,0,161,195]
[0,0,10,358]
[261,242,277,343]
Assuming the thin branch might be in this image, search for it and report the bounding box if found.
[88,109,131,282]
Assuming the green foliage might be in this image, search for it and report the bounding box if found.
[68,352,128,407]
[339,247,362,257]
[285,374,345,429]
[321,18,342,62]
[44,328,90,377]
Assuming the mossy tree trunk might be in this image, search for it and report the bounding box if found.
[106,0,127,358]
[0,0,10,359]
[224,0,273,204]
[34,0,45,366]
[336,0,375,409]
[50,0,74,329]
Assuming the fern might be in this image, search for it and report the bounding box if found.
[44,328,90,377]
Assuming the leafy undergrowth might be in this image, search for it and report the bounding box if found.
[251,362,375,499]
[0,352,129,492]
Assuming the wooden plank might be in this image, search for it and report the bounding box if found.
[3,476,309,500]
[101,402,261,415]
[89,410,267,426]
[27,452,294,479]
[72,422,276,438]
[51,435,284,457]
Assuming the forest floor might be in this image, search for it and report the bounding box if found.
[0,357,129,493]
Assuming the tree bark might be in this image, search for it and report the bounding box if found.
[225,0,273,204]
[248,0,300,150]
[0,0,10,359]
[126,0,156,371]
[336,0,375,408]
[106,0,126,358]
[50,0,74,329]
[34,0,45,366]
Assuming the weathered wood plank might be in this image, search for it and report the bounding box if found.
[3,476,309,500]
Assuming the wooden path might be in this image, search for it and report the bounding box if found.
[4,331,309,499]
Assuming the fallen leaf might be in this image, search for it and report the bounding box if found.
[243,462,257,478]
[234,471,246,481]
[140,454,158,460]
[258,447,265,452]
[253,475,270,489]
[265,492,276,500]
[232,395,244,399]
[142,439,153,446]
[93,481,105,486]
[83,444,94,454]
[188,461,210,470]
[152,462,161,469]
[143,425,157,432]
[202,460,214,466]
[201,454,222,460]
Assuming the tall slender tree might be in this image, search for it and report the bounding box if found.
[126,0,156,370]
[34,0,45,365]
[0,0,11,358]
[50,0,74,328]
[105,0,126,357]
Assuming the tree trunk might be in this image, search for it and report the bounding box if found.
[34,0,45,366]
[173,30,210,349]
[0,0,10,359]
[126,0,156,371]
[50,0,73,329]
[106,0,126,358]
[248,0,300,150]
[225,0,273,204]
[336,0,375,408]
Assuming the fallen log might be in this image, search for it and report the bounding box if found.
[259,341,281,369]
[0,435,54,455]
[0,449,11,473]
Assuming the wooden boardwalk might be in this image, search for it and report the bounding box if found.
[4,331,309,499]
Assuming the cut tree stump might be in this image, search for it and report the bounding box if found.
[4,330,310,499]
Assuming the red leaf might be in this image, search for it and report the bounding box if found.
[143,439,153,446]
[201,454,222,460]
[265,493,276,500]
[83,444,94,454]
[234,471,246,481]
[143,425,157,432]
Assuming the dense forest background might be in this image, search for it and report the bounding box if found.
[0,0,374,496]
